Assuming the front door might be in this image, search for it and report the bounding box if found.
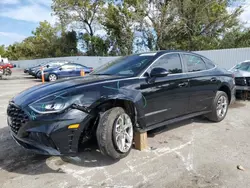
[140,53,190,126]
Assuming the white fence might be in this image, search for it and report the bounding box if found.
[12,47,250,70]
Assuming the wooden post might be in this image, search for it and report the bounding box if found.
[80,70,85,76]
[134,131,148,151]
[41,67,45,83]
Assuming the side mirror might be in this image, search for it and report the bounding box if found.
[150,67,169,77]
[59,67,62,71]
[46,65,50,68]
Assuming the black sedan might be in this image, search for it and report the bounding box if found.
[7,50,235,159]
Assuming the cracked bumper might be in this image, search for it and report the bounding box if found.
[8,106,92,156]
[236,85,250,91]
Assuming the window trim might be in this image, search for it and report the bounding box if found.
[139,52,217,78]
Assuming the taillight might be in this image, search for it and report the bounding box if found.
[232,73,235,79]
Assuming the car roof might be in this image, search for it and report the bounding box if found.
[61,63,85,67]
[137,50,210,60]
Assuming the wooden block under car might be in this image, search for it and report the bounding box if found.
[134,131,148,151]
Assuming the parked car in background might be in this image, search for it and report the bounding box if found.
[28,60,70,77]
[7,50,235,160]
[35,60,72,78]
[0,65,3,79]
[39,63,93,81]
[27,62,47,75]
[229,60,250,99]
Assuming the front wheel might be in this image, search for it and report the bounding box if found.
[206,91,229,122]
[96,107,134,160]
[48,73,57,82]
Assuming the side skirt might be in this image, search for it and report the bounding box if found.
[138,111,211,132]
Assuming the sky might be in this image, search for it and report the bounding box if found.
[0,0,250,47]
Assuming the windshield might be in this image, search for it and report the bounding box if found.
[234,62,250,72]
[91,55,154,76]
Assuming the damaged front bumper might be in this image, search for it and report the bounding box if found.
[236,85,250,91]
[11,132,61,155]
[7,102,93,156]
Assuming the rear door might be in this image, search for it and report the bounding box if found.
[140,53,190,126]
[75,65,86,76]
[181,53,219,113]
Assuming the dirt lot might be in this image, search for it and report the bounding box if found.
[0,69,250,188]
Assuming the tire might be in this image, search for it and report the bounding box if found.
[48,73,57,82]
[206,91,229,122]
[96,107,134,160]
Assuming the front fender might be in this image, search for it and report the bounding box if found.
[80,82,147,129]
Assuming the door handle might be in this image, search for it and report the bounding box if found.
[178,82,188,87]
[210,77,217,82]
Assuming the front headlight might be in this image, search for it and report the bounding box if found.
[29,91,86,114]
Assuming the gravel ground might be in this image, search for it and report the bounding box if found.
[0,69,250,188]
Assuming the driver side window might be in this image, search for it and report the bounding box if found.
[152,53,182,74]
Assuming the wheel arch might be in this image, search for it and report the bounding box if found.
[94,98,139,128]
[218,84,231,103]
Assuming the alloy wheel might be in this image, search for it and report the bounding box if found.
[49,74,57,82]
[114,113,133,153]
[216,95,228,118]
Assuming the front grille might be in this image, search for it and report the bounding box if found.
[7,103,29,134]
[246,77,250,86]
[235,77,247,86]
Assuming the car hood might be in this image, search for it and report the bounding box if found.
[231,69,250,77]
[12,75,124,107]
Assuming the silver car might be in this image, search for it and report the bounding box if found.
[229,61,250,99]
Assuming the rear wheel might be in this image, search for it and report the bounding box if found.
[206,91,229,122]
[48,73,57,82]
[96,107,133,160]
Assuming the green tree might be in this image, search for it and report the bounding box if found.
[31,21,59,58]
[169,0,243,50]
[52,0,104,55]
[57,30,78,56]
[101,1,135,55]
[220,28,250,48]
[0,45,5,56]
[81,33,110,56]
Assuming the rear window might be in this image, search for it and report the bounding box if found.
[182,54,206,72]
